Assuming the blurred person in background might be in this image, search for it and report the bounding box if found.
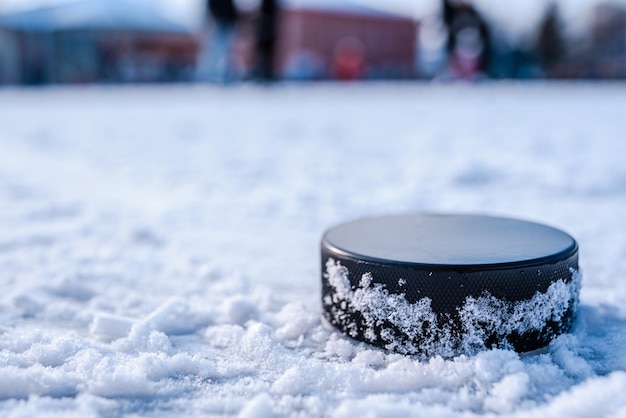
[253,0,279,82]
[333,37,365,81]
[201,0,240,83]
[442,0,491,80]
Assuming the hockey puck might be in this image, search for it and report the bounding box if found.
[320,214,580,357]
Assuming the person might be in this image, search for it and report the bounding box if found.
[204,0,239,83]
[442,0,491,79]
[332,37,365,81]
[254,0,279,82]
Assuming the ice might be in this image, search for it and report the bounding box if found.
[90,313,134,340]
[0,84,625,416]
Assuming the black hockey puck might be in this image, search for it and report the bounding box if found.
[320,214,580,357]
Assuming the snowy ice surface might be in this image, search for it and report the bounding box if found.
[0,83,625,417]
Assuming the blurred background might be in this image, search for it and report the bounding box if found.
[0,0,624,85]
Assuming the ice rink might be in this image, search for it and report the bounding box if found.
[0,83,625,417]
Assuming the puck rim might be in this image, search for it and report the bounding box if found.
[321,213,578,272]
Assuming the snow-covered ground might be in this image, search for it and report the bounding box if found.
[0,83,625,417]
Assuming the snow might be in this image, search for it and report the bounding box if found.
[0,82,625,417]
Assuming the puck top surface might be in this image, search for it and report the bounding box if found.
[322,214,577,269]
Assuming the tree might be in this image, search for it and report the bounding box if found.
[536,2,566,76]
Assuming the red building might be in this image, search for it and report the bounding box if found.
[275,3,418,80]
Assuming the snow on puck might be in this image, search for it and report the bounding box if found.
[320,214,580,357]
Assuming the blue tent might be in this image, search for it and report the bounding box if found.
[0,0,190,33]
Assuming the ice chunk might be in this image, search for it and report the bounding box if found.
[90,313,134,340]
